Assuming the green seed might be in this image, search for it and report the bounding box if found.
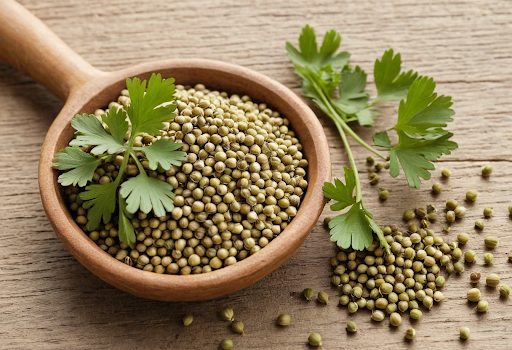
[441,168,452,177]
[465,250,476,263]
[500,284,510,297]
[348,302,358,313]
[366,156,375,165]
[410,309,422,320]
[475,219,484,230]
[446,263,455,274]
[446,199,458,210]
[352,286,363,298]
[339,295,350,305]
[434,291,444,302]
[303,288,314,300]
[454,206,466,218]
[483,207,493,217]
[436,276,446,287]
[432,182,443,194]
[484,236,498,248]
[446,211,455,223]
[460,327,470,340]
[467,288,481,302]
[369,173,379,185]
[486,274,500,287]
[221,308,234,322]
[477,300,488,312]
[484,253,494,264]
[318,291,328,304]
[375,163,383,172]
[379,188,389,200]
[232,321,245,335]
[457,233,469,245]
[308,333,322,347]
[470,272,481,284]
[423,296,434,309]
[403,209,415,221]
[346,320,357,333]
[277,314,291,326]
[466,190,478,202]
[183,314,194,326]
[454,261,465,273]
[452,247,463,260]
[371,310,385,322]
[481,165,493,177]
[220,339,233,350]
[404,328,416,340]
[390,312,402,327]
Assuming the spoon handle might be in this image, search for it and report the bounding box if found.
[0,0,104,101]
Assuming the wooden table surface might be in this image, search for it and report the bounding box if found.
[1,0,512,349]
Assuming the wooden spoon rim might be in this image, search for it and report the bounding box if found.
[39,58,331,301]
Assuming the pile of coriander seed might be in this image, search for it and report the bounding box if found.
[65,83,308,275]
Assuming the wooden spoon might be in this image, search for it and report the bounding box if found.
[0,0,331,301]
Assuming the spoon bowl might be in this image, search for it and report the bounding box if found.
[0,0,331,301]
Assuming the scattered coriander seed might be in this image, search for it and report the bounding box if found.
[481,165,493,177]
[371,310,385,322]
[434,291,444,302]
[232,321,245,336]
[375,163,383,172]
[410,309,422,320]
[465,250,476,263]
[346,321,357,333]
[500,284,510,297]
[475,219,484,230]
[446,264,455,274]
[221,308,235,322]
[403,209,415,221]
[183,314,194,326]
[484,236,498,249]
[404,328,416,340]
[466,190,478,202]
[470,272,481,284]
[277,314,291,326]
[446,199,458,210]
[379,188,389,200]
[369,173,379,185]
[486,274,500,287]
[446,211,456,223]
[476,300,488,312]
[220,339,233,350]
[452,247,463,260]
[467,288,481,302]
[454,206,466,218]
[457,232,469,245]
[460,327,470,340]
[484,253,494,264]
[318,291,328,304]
[423,296,434,309]
[308,333,322,347]
[324,217,332,226]
[443,224,450,233]
[303,288,314,300]
[348,302,358,313]
[441,168,451,177]
[483,207,493,217]
[390,312,402,327]
[366,156,375,165]
[454,261,465,273]
[432,182,443,194]
[436,276,446,287]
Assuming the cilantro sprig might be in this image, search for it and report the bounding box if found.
[286,26,457,252]
[53,73,187,247]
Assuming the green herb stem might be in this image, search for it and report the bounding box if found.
[334,119,362,202]
[129,149,147,175]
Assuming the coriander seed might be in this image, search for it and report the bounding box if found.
[366,156,375,165]
[484,253,494,264]
[483,207,493,217]
[346,321,357,333]
[441,168,451,177]
[221,308,235,322]
[467,288,481,302]
[475,219,484,230]
[476,300,488,312]
[221,339,233,350]
[466,190,478,202]
[457,232,469,245]
[318,291,329,304]
[390,312,402,327]
[470,272,481,284]
[232,321,245,336]
[484,236,498,248]
[403,209,415,221]
[481,165,493,177]
[454,206,466,218]
[277,314,291,326]
[432,182,443,194]
[454,261,465,273]
[183,314,194,326]
[410,309,422,320]
[379,188,389,200]
[371,310,385,322]
[500,284,510,297]
[460,327,470,340]
[348,302,358,313]
[465,250,476,263]
[446,211,455,223]
[404,328,416,340]
[308,333,322,347]
[486,274,500,287]
[446,199,458,210]
[303,288,314,300]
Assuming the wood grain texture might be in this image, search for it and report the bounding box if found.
[1,0,512,349]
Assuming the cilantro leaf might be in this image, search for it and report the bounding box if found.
[127,73,177,137]
[142,138,187,171]
[53,147,101,187]
[120,175,175,217]
[69,113,125,155]
[334,66,369,114]
[323,167,389,252]
[101,106,129,145]
[80,182,118,231]
[374,49,418,101]
[286,25,350,72]
[118,194,136,249]
[373,76,457,188]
